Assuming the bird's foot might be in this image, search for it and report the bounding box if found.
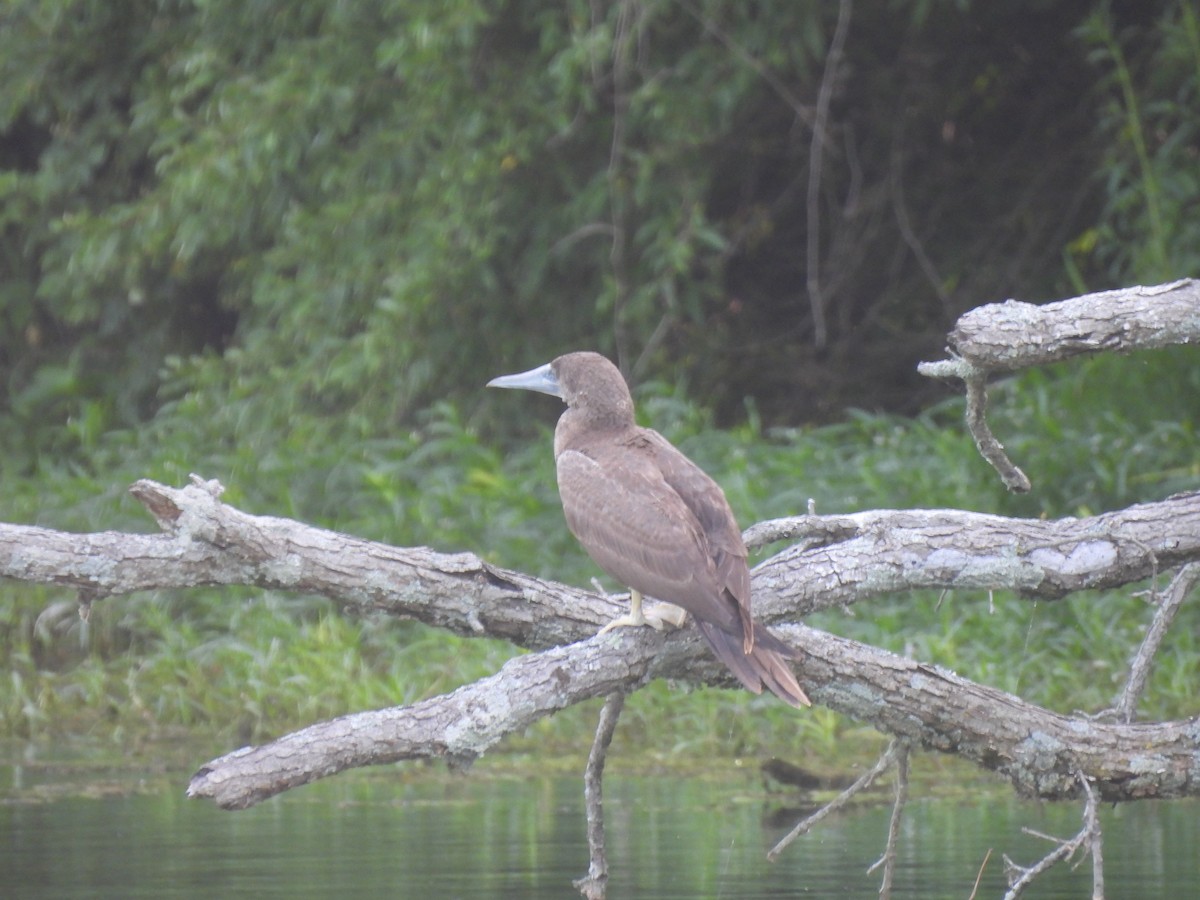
[597,602,686,635]
[592,586,686,636]
[598,611,650,634]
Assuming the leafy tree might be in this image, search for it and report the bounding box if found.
[5,0,1193,480]
[1,0,1197,749]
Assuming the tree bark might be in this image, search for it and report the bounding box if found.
[913,279,1199,382]
[3,476,1198,809]
[2,280,1198,900]
[916,278,1200,492]
[947,278,1200,372]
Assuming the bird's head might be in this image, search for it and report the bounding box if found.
[488,351,634,427]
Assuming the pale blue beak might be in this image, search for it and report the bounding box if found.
[487,362,562,399]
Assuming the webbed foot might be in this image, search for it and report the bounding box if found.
[596,589,686,634]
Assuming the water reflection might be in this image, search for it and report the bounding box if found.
[1,748,1197,898]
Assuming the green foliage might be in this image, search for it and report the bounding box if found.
[4,343,1197,751]
[1,0,1198,760]
[8,0,1188,469]
[1072,0,1200,284]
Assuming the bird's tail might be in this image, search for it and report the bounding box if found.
[694,620,811,708]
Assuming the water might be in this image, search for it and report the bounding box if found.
[2,744,1198,898]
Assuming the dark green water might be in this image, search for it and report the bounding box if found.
[2,745,1198,898]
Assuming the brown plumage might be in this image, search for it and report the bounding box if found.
[488,351,809,708]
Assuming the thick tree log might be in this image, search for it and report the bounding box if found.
[185,615,1200,809]
[747,493,1200,616]
[3,476,1200,809]
[188,631,653,809]
[916,279,1200,376]
[6,479,1197,631]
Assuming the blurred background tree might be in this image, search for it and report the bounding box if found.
[1,0,1197,746]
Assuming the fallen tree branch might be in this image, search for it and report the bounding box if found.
[187,629,653,810]
[945,279,1200,372]
[918,278,1199,490]
[183,614,1200,809]
[6,478,1197,632]
[4,477,1200,809]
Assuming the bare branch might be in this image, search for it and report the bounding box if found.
[188,634,651,810]
[948,279,1200,372]
[783,625,1200,804]
[10,480,1196,646]
[1088,778,1105,900]
[889,105,953,314]
[181,614,1200,809]
[4,479,1200,809]
[919,279,1199,488]
[573,692,626,900]
[968,848,993,900]
[1002,773,1103,899]
[768,739,898,861]
[916,360,1033,490]
[742,513,860,550]
[1110,562,1200,723]
[867,742,910,898]
[805,0,853,348]
[2,477,611,652]
[750,494,1200,617]
[963,373,1032,492]
[677,0,814,126]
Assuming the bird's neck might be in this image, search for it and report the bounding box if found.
[554,406,635,457]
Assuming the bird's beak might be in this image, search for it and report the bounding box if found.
[487,362,562,399]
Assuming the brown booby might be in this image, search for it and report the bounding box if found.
[488,351,810,708]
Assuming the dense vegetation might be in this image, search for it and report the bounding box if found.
[1,0,1197,762]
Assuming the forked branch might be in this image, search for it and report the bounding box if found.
[918,278,1199,490]
[2,477,1199,811]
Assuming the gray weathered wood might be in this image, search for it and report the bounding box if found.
[3,476,1199,809]
[946,279,1200,372]
[917,279,1200,494]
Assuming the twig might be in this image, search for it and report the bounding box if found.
[805,0,853,348]
[1002,773,1103,899]
[1111,563,1200,723]
[967,848,993,900]
[889,103,953,315]
[964,373,1032,493]
[574,691,627,900]
[916,358,1031,491]
[1087,777,1105,900]
[768,738,898,861]
[866,741,909,898]
[919,279,1198,491]
[677,0,813,125]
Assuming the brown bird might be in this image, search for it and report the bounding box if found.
[488,351,809,708]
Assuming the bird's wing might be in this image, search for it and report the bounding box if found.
[556,445,742,633]
[639,429,754,637]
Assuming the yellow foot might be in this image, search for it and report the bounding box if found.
[598,611,653,634]
[596,588,687,635]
